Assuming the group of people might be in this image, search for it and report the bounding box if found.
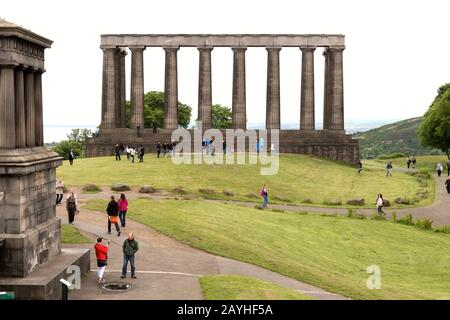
[436,159,450,177]
[406,156,417,169]
[156,141,177,158]
[114,144,145,163]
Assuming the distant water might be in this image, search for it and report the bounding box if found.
[44,120,396,143]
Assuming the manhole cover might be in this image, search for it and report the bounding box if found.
[102,282,131,292]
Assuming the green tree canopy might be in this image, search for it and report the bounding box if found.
[211,104,232,129]
[418,83,450,159]
[125,91,192,128]
[53,128,93,159]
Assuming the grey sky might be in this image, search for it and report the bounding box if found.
[2,0,449,128]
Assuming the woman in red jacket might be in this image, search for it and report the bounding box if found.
[94,237,109,284]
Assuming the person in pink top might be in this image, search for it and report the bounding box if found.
[118,193,129,228]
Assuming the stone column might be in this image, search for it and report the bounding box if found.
[34,71,44,146]
[102,48,117,129]
[266,47,281,130]
[232,47,247,130]
[164,47,179,130]
[322,49,331,130]
[328,47,345,131]
[101,51,107,128]
[119,49,127,128]
[300,47,315,130]
[25,69,35,147]
[197,47,213,129]
[0,65,16,148]
[130,46,145,129]
[14,66,26,148]
[114,49,121,128]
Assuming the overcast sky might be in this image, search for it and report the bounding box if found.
[2,0,449,129]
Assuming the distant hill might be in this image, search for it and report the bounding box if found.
[353,117,442,159]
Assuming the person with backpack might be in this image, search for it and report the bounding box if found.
[106,195,121,236]
[94,237,109,284]
[118,193,128,228]
[386,162,393,177]
[260,185,268,208]
[376,194,385,216]
[121,233,139,279]
[66,190,78,224]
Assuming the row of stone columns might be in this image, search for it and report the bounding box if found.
[0,65,44,149]
[101,46,344,132]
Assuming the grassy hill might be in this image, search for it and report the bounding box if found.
[354,117,442,159]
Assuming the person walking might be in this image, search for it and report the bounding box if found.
[357,160,363,174]
[115,144,121,161]
[118,193,128,228]
[437,162,443,177]
[121,233,139,279]
[126,145,131,161]
[411,156,417,169]
[446,176,450,195]
[68,149,75,166]
[94,237,109,284]
[156,142,161,158]
[130,147,136,164]
[139,145,145,163]
[106,195,121,236]
[56,180,64,206]
[222,140,227,154]
[407,157,411,169]
[376,194,385,216]
[66,190,78,224]
[386,162,393,177]
[447,159,450,176]
[260,185,268,208]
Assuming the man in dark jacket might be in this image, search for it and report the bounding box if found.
[106,195,121,236]
[121,233,139,279]
[156,142,161,158]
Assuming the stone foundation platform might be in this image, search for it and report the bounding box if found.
[86,128,359,164]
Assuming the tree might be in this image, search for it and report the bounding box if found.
[125,91,192,128]
[52,128,93,159]
[418,83,450,159]
[211,104,232,129]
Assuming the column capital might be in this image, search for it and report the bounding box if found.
[197,46,213,51]
[0,63,17,69]
[129,46,146,52]
[328,46,345,52]
[231,47,247,52]
[300,46,316,52]
[163,46,180,51]
[266,46,282,52]
[100,46,117,51]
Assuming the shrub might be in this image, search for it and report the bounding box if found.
[415,218,433,231]
[139,185,156,193]
[346,198,365,206]
[394,197,410,205]
[111,183,131,192]
[323,199,342,206]
[434,226,450,234]
[396,214,414,226]
[377,152,406,160]
[172,186,187,194]
[302,198,313,204]
[199,188,216,195]
[223,190,234,197]
[82,184,101,193]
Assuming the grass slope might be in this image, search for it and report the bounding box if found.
[86,198,450,299]
[61,224,91,244]
[354,117,442,159]
[200,275,314,300]
[58,154,433,208]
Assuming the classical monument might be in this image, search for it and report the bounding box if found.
[0,19,89,299]
[86,34,359,163]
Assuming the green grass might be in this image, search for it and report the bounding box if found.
[85,198,450,299]
[57,154,434,208]
[61,224,91,244]
[372,156,449,172]
[200,275,315,300]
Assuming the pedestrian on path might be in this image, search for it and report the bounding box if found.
[118,193,128,228]
[411,156,417,169]
[95,237,109,284]
[68,149,75,166]
[66,190,78,224]
[376,194,385,216]
[357,160,363,174]
[446,176,450,195]
[386,162,393,177]
[437,162,443,177]
[260,185,269,208]
[106,195,121,236]
[447,159,450,176]
[121,233,139,279]
[56,180,64,206]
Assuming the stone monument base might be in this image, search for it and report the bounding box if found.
[86,128,359,164]
[0,248,90,299]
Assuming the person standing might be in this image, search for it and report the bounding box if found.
[447,159,450,176]
[94,237,109,284]
[106,195,121,236]
[156,142,161,158]
[56,180,64,206]
[118,193,128,228]
[407,157,411,169]
[376,194,385,216]
[130,147,136,164]
[68,149,75,166]
[126,145,131,161]
[260,185,268,208]
[66,190,78,224]
[115,144,121,161]
[437,162,443,177]
[386,162,393,177]
[357,160,363,174]
[412,156,417,169]
[446,176,450,195]
[139,145,145,163]
[222,140,227,154]
[121,233,139,279]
